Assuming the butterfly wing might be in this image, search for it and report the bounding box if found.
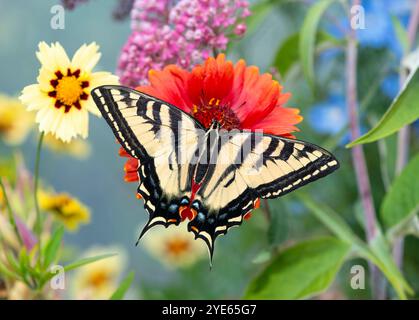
[92,85,340,261]
[91,85,205,238]
[188,130,339,254]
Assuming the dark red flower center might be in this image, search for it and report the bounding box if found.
[192,98,241,130]
[48,69,89,113]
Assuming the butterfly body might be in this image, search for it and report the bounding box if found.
[91,85,340,261]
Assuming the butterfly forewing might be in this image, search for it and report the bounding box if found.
[91,85,205,236]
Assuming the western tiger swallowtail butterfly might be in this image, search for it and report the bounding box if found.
[92,85,339,263]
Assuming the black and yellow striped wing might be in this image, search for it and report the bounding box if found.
[92,85,339,261]
[91,85,205,238]
[188,131,339,254]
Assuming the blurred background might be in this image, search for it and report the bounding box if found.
[0,0,418,299]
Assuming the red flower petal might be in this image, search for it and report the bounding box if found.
[123,157,139,182]
[124,170,139,182]
[119,54,303,187]
[124,157,138,172]
[187,54,235,106]
[119,146,131,157]
[137,65,192,112]
[248,106,303,137]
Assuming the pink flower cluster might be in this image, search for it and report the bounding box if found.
[117,0,250,87]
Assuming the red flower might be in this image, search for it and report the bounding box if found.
[120,54,303,209]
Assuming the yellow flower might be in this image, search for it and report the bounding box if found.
[0,187,4,208]
[19,42,119,142]
[43,133,91,159]
[39,191,90,231]
[0,94,33,145]
[141,223,206,269]
[71,246,126,300]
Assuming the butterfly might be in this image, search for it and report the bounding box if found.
[91,85,340,263]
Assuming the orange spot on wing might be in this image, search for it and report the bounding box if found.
[179,206,196,221]
[243,212,252,220]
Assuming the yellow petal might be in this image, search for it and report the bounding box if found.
[37,68,56,92]
[72,42,101,73]
[36,41,70,73]
[19,84,51,111]
[85,71,119,116]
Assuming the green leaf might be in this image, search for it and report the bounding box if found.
[42,226,64,269]
[63,253,117,272]
[274,31,341,77]
[245,237,350,299]
[0,258,21,280]
[267,202,288,246]
[369,231,413,298]
[18,248,30,279]
[252,250,272,264]
[110,271,135,300]
[5,250,21,274]
[381,154,419,231]
[391,16,409,55]
[299,0,338,88]
[274,33,301,76]
[297,193,413,299]
[41,253,117,286]
[347,67,419,147]
[296,193,359,245]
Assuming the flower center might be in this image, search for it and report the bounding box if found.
[56,76,83,106]
[48,69,89,113]
[0,118,13,134]
[87,270,110,288]
[192,98,241,130]
[165,238,190,257]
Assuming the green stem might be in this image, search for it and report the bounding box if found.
[0,178,23,245]
[34,132,44,243]
[393,0,419,271]
[346,0,384,299]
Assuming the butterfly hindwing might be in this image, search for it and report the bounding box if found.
[91,85,205,236]
[188,130,339,253]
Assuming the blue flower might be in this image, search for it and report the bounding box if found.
[381,73,400,99]
[326,0,412,58]
[358,0,412,58]
[308,95,347,134]
[308,95,370,145]
[356,0,392,48]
